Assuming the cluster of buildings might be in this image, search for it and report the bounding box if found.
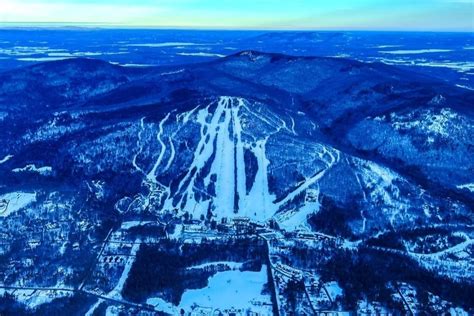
[182,216,265,236]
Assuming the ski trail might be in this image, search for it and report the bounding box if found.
[242,103,275,127]
[244,137,277,219]
[275,148,340,209]
[288,115,297,135]
[361,210,367,232]
[234,98,248,213]
[85,299,103,316]
[204,97,235,215]
[177,104,201,124]
[159,96,336,221]
[132,117,146,175]
[174,98,227,212]
[147,113,171,183]
[350,159,368,233]
[163,136,175,172]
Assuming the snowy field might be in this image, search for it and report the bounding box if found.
[0,192,36,217]
[147,265,273,315]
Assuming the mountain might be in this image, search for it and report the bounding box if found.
[1,52,472,232]
[0,52,473,314]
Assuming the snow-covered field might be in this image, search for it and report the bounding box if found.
[0,192,36,217]
[179,266,272,313]
[147,266,273,315]
[12,164,53,176]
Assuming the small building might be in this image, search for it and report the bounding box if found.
[183,224,208,233]
[232,217,252,235]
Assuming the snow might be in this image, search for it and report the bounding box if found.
[102,240,141,301]
[146,297,176,314]
[161,69,185,76]
[324,281,344,300]
[186,261,243,270]
[380,49,453,55]
[120,221,153,230]
[0,289,72,309]
[0,154,13,164]
[145,266,272,315]
[457,183,474,193]
[47,51,126,57]
[172,96,278,221]
[17,57,74,62]
[243,138,277,219]
[176,52,226,58]
[0,192,36,217]
[127,42,203,48]
[456,84,474,91]
[130,95,341,223]
[276,189,320,231]
[409,236,473,259]
[374,58,474,73]
[375,45,404,49]
[233,99,248,216]
[355,159,410,227]
[85,299,104,316]
[163,136,175,172]
[179,266,272,314]
[132,117,146,175]
[147,113,171,183]
[365,160,398,186]
[173,98,228,216]
[12,164,53,176]
[276,148,339,209]
[449,307,469,316]
[205,97,236,215]
[119,63,155,67]
[390,108,464,138]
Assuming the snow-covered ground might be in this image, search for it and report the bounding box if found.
[85,240,141,315]
[12,164,53,176]
[176,52,225,58]
[276,189,320,231]
[457,183,474,193]
[186,261,243,271]
[0,192,36,217]
[179,266,272,313]
[147,266,273,315]
[0,288,72,309]
[120,221,154,230]
[0,154,13,164]
[324,281,344,301]
[380,49,453,55]
[167,96,282,221]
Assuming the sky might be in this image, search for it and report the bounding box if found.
[0,0,473,31]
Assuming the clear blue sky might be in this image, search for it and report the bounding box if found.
[0,0,473,31]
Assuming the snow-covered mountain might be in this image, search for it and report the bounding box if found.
[1,52,472,235]
[0,52,473,314]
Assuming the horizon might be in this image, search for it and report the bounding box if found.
[0,0,473,32]
[0,23,472,33]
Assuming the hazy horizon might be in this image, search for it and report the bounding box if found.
[0,0,472,32]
